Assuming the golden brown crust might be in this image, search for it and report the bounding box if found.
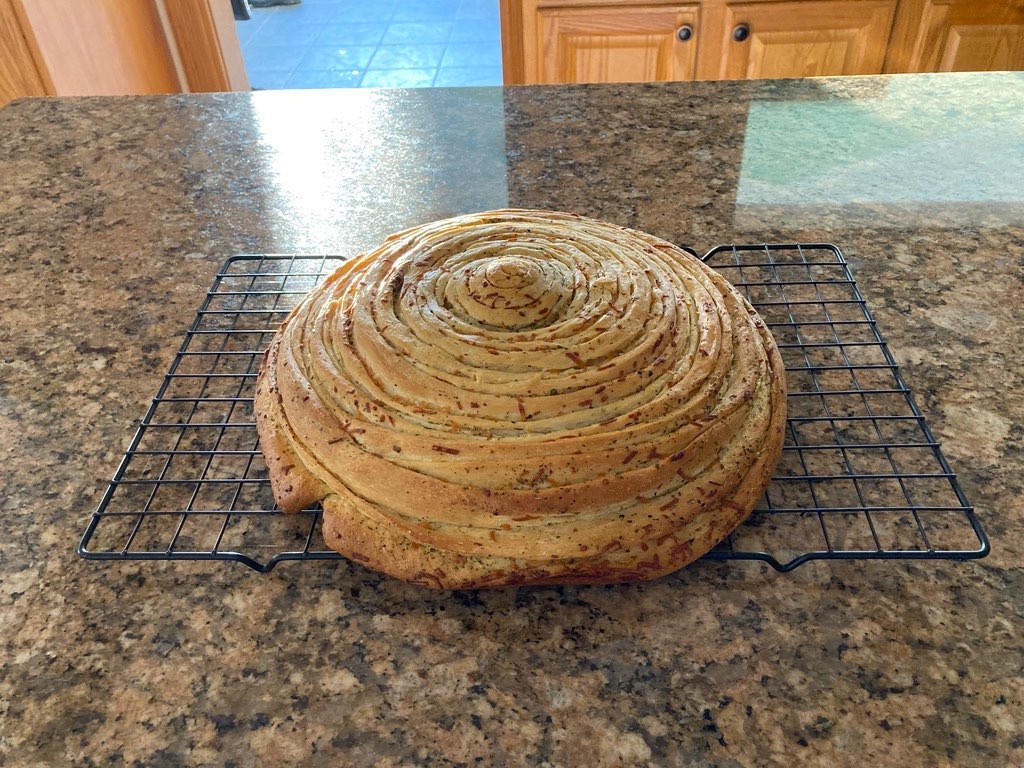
[255,209,787,588]
[254,343,330,514]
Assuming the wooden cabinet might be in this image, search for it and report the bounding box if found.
[886,0,1024,72]
[0,0,248,107]
[0,0,47,104]
[537,4,700,83]
[501,0,1024,84]
[705,1,896,79]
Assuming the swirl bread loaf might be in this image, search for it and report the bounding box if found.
[255,210,786,588]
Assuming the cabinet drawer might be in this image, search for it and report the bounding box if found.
[886,0,1024,73]
[535,4,700,83]
[704,0,898,79]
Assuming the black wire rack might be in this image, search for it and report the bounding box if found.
[78,245,989,573]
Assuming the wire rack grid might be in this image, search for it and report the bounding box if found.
[78,245,989,573]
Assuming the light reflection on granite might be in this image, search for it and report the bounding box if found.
[738,74,1024,205]
[250,88,509,254]
[0,74,1022,766]
[734,73,1024,230]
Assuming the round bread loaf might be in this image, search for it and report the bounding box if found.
[254,210,786,588]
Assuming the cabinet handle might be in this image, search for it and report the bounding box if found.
[676,25,693,42]
[732,24,750,42]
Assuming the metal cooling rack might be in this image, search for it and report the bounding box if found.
[78,245,989,573]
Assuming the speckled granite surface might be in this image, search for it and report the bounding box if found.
[1,73,1021,767]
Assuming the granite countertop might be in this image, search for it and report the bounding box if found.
[1,73,1021,766]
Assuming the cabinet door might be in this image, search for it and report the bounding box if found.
[886,0,1024,72]
[704,0,897,79]
[536,5,700,84]
[0,0,49,105]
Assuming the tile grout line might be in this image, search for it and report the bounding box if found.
[431,15,458,88]
[361,2,399,86]
[242,11,308,90]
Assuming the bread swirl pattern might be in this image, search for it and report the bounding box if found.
[254,210,786,588]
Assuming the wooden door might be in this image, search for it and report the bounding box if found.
[702,0,897,79]
[0,0,247,106]
[536,4,701,84]
[0,0,47,105]
[886,0,1024,72]
[15,0,181,96]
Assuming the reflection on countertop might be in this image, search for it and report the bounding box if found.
[736,73,1024,228]
[249,87,508,252]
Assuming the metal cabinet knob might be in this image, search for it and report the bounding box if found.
[676,25,693,42]
[733,24,750,42]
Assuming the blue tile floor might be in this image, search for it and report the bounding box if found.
[236,0,503,90]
